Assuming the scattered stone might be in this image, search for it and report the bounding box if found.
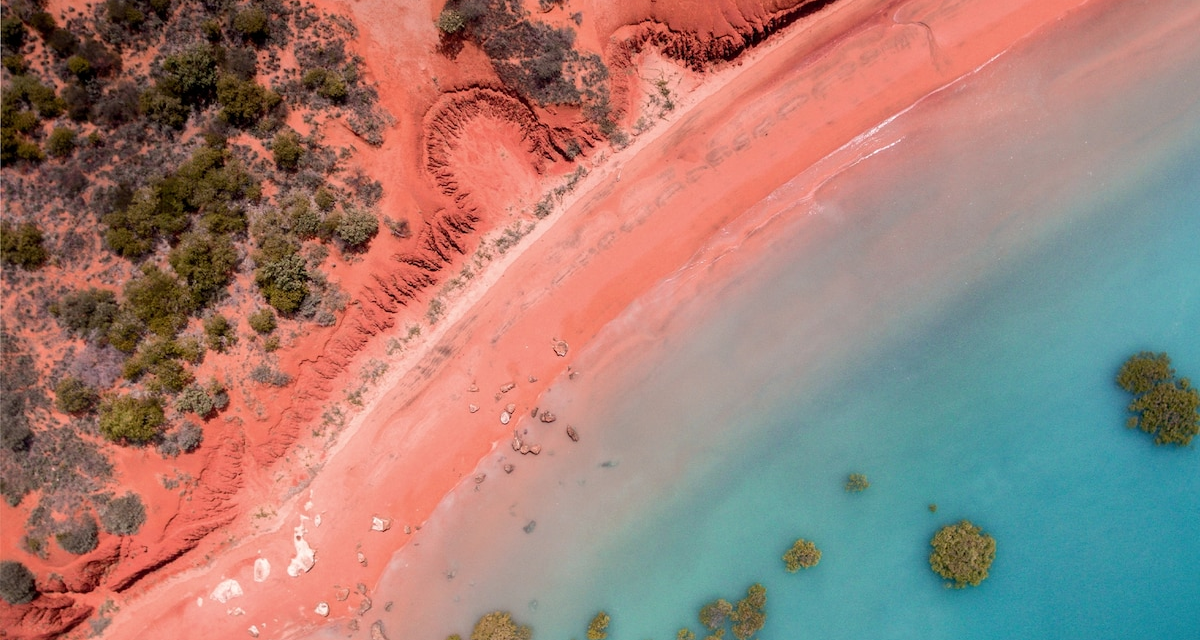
[248,625,260,638]
[500,411,511,425]
[468,384,479,392]
[287,524,316,576]
[370,620,389,640]
[566,425,579,442]
[569,370,581,380]
[528,375,538,383]
[371,516,392,532]
[253,558,271,583]
[314,514,322,528]
[210,579,243,603]
[539,412,556,423]
[385,601,393,612]
[511,433,522,451]
[357,551,367,567]
[469,403,479,413]
[500,382,516,393]
[229,607,246,616]
[531,407,538,417]
[524,520,537,534]
[335,587,351,602]
[600,460,619,468]
[357,583,368,595]
[357,596,373,616]
[348,619,359,632]
[529,445,542,455]
[505,403,516,414]
[474,473,486,484]
[553,340,569,357]
[503,464,514,474]
[314,602,329,617]
[403,525,412,534]
[520,444,530,454]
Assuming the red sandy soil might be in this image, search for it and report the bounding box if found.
[0,0,1133,637]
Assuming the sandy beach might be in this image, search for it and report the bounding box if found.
[36,0,1157,636]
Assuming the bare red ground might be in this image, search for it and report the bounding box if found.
[0,0,1131,637]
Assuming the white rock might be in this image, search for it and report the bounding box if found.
[371,516,392,532]
[287,525,316,577]
[314,514,322,528]
[229,607,246,616]
[314,602,330,617]
[469,404,479,413]
[500,411,511,425]
[248,625,260,637]
[210,579,243,603]
[197,597,204,608]
[253,558,270,583]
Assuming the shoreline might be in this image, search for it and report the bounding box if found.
[96,0,1116,637]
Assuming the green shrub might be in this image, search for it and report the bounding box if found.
[203,313,236,351]
[28,12,57,37]
[216,75,278,126]
[271,130,303,170]
[52,288,119,340]
[317,71,347,101]
[248,307,276,334]
[99,395,165,444]
[66,54,91,78]
[2,54,28,74]
[845,473,870,492]
[470,611,531,640]
[314,187,336,211]
[15,138,43,162]
[105,0,146,28]
[140,86,188,129]
[0,560,37,605]
[0,221,48,269]
[255,253,309,314]
[55,376,99,414]
[1118,352,1200,446]
[698,599,732,630]
[174,383,214,416]
[160,44,218,103]
[124,265,195,337]
[56,515,99,555]
[436,9,466,34]
[335,206,379,251]
[929,520,996,588]
[170,232,237,308]
[783,538,821,572]
[100,493,145,535]
[731,584,767,640]
[1,16,26,50]
[586,611,610,640]
[46,126,76,158]
[232,7,270,42]
[45,28,79,58]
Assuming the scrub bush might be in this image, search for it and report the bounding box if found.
[99,395,164,444]
[56,515,99,555]
[1117,352,1199,446]
[0,561,37,605]
[100,492,146,535]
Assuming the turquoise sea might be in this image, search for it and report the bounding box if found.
[364,2,1200,639]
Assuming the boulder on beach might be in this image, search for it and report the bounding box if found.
[501,411,511,425]
[371,516,392,532]
[566,425,579,442]
[315,601,330,617]
[253,558,270,583]
[287,525,316,577]
[210,579,243,603]
[553,340,569,357]
[500,382,516,393]
[539,412,556,423]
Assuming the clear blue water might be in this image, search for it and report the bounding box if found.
[365,3,1200,639]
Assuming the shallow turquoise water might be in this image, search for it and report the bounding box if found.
[367,3,1200,639]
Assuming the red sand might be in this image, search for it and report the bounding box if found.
[22,0,1133,637]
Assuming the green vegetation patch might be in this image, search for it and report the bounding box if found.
[845,472,870,492]
[0,221,48,269]
[0,560,37,605]
[783,538,822,572]
[469,610,532,640]
[929,520,996,588]
[1117,352,1199,446]
[99,395,165,444]
[586,611,610,640]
